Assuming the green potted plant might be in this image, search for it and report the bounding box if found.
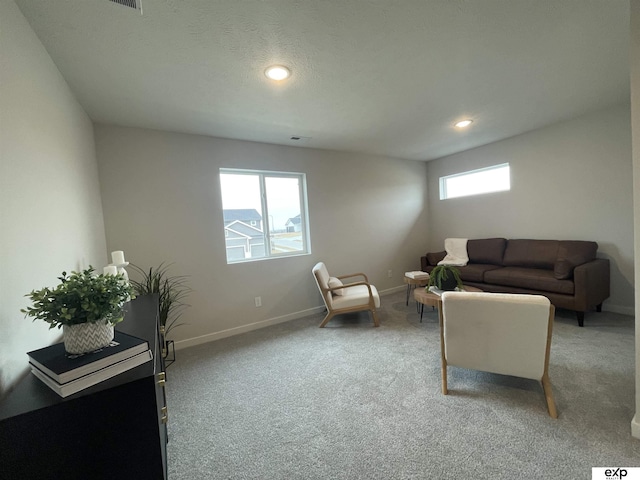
[128,263,191,344]
[22,267,135,354]
[427,265,463,291]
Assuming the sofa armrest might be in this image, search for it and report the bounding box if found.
[573,258,610,310]
[421,251,447,273]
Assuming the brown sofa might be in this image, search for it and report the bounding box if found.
[421,238,610,326]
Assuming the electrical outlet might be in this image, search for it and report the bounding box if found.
[255,296,262,307]
[388,269,393,278]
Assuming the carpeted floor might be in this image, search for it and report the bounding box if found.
[165,290,639,479]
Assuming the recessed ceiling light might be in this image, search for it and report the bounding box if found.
[454,119,473,128]
[265,65,291,81]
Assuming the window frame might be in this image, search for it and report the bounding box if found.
[439,163,510,200]
[220,168,311,264]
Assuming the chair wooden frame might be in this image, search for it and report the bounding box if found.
[314,269,380,328]
[438,299,558,419]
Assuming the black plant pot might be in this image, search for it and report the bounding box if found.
[438,275,458,291]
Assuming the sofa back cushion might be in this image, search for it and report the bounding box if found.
[426,251,446,266]
[554,241,598,279]
[467,238,507,265]
[502,239,559,270]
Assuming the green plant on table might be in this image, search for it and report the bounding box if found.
[21,267,134,329]
[427,264,464,291]
[128,263,191,337]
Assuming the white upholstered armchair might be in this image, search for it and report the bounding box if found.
[312,262,380,328]
[439,291,557,418]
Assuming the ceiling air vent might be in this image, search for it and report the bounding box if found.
[108,0,143,14]
[290,136,312,144]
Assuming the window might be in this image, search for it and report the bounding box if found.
[220,168,311,263]
[439,163,510,200]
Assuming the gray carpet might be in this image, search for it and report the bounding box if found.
[166,291,639,479]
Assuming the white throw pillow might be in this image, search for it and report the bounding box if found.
[328,277,345,295]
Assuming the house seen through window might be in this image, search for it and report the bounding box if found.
[220,169,310,263]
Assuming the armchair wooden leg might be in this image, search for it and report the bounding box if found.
[441,363,448,395]
[541,374,558,419]
[319,311,335,328]
[371,309,380,327]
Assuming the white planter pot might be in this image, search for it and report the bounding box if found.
[63,322,114,354]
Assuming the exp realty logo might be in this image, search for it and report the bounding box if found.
[604,468,628,479]
[593,468,640,480]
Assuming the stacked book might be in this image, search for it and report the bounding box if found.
[427,286,464,296]
[427,286,445,296]
[28,331,152,398]
[405,271,430,280]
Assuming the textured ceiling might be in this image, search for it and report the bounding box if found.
[14,0,630,161]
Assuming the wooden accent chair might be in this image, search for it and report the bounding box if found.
[439,291,557,418]
[312,262,380,328]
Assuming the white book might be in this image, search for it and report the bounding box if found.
[31,349,153,398]
[428,286,465,296]
[405,271,430,279]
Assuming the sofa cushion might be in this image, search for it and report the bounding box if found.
[427,251,446,266]
[502,239,559,270]
[467,238,507,265]
[554,241,598,279]
[457,264,503,283]
[484,267,574,295]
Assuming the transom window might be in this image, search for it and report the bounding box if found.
[220,168,311,263]
[439,163,510,200]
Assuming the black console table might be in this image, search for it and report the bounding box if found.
[0,295,168,480]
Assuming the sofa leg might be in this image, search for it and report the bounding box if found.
[596,303,602,312]
[576,311,584,327]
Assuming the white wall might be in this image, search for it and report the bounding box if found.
[0,0,107,398]
[630,0,640,440]
[95,125,429,348]
[426,104,633,314]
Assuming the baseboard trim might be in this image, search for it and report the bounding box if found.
[379,285,406,295]
[174,305,326,351]
[174,286,406,351]
[602,303,635,316]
